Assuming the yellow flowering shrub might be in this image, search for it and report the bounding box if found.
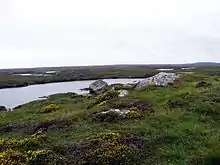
[94,90,119,105]
[41,104,59,113]
[87,133,122,142]
[87,142,133,164]
[82,133,134,165]
[0,135,59,165]
[125,110,142,119]
[0,149,26,165]
[26,149,51,164]
[96,101,107,107]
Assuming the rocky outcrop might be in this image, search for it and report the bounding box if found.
[89,80,108,95]
[136,72,180,89]
[118,90,129,97]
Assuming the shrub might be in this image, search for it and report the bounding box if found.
[96,101,107,107]
[86,142,133,165]
[125,110,142,119]
[92,111,121,122]
[0,135,59,165]
[94,90,119,105]
[41,104,59,113]
[26,149,52,165]
[0,149,27,165]
[0,135,46,152]
[110,83,125,90]
[83,133,134,165]
[87,90,119,109]
[87,133,122,141]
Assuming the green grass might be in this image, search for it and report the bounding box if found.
[0,73,220,164]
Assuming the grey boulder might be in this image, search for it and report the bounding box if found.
[136,72,180,89]
[89,80,108,95]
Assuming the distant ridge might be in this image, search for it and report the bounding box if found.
[0,62,220,72]
[192,62,220,67]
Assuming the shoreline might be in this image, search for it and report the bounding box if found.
[0,76,146,90]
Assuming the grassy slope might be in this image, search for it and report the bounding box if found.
[0,73,220,164]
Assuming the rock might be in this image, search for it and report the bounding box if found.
[100,109,130,118]
[118,90,129,97]
[89,80,108,95]
[0,106,7,111]
[136,72,180,89]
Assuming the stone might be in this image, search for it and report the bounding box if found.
[0,106,7,111]
[100,109,130,118]
[136,72,180,89]
[118,90,129,97]
[89,80,108,95]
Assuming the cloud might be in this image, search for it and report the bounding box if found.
[0,0,220,68]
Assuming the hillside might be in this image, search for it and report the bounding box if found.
[0,72,220,164]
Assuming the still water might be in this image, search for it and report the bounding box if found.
[0,79,142,108]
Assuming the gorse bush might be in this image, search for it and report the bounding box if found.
[41,104,59,113]
[0,135,46,151]
[86,142,133,165]
[0,135,61,165]
[94,90,119,105]
[0,149,27,165]
[82,133,135,165]
[125,110,142,119]
[87,90,119,109]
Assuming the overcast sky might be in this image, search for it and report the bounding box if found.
[0,0,220,68]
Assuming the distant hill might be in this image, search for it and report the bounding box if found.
[0,62,220,73]
[192,62,220,67]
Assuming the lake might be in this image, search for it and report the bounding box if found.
[0,79,142,108]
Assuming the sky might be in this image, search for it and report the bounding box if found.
[0,0,220,68]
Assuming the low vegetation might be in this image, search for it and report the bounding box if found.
[0,69,220,164]
[41,104,60,113]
